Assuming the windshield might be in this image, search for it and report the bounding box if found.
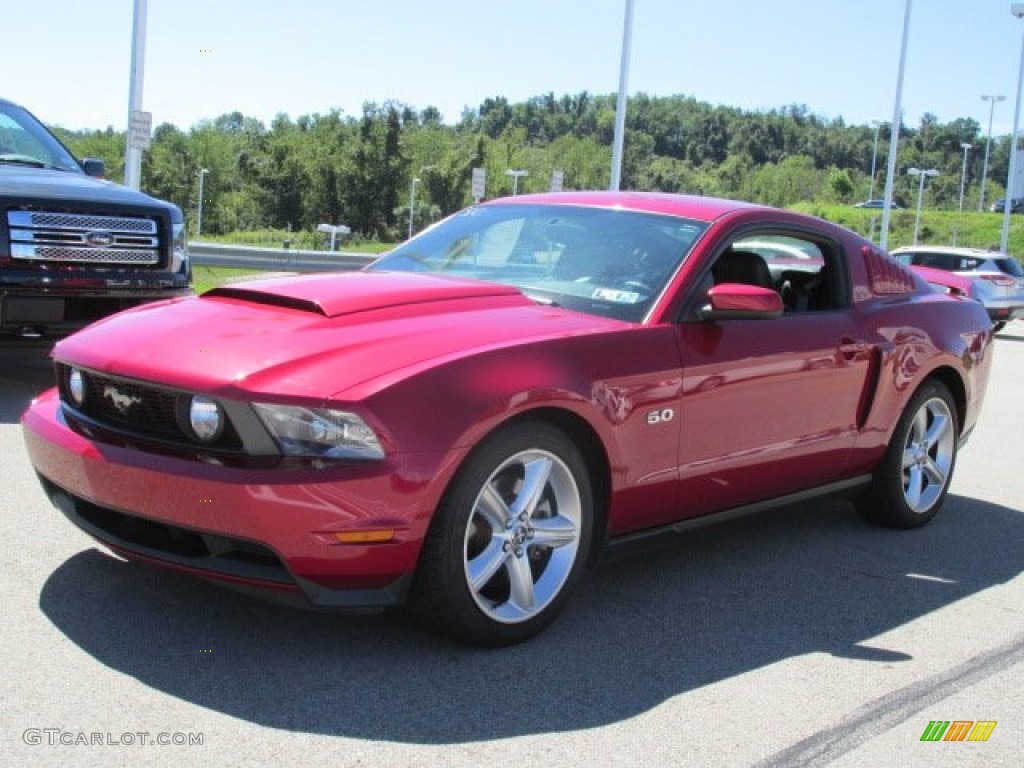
[370,204,706,321]
[0,101,82,172]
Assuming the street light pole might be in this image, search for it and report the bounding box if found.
[979,94,1006,211]
[196,168,209,240]
[959,142,973,212]
[124,0,147,190]
[880,0,912,251]
[868,120,881,201]
[610,0,635,191]
[408,177,419,240]
[1002,3,1024,253]
[908,167,939,245]
[955,143,972,246]
[505,169,528,195]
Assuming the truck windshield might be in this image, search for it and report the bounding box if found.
[0,101,82,172]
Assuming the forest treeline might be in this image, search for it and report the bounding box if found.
[52,92,1018,240]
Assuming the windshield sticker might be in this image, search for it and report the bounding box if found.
[591,288,642,304]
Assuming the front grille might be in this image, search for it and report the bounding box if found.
[26,212,156,232]
[57,364,242,450]
[7,209,162,266]
[11,245,159,264]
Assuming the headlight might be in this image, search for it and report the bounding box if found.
[67,368,86,406]
[252,404,384,461]
[171,219,188,273]
[189,395,223,442]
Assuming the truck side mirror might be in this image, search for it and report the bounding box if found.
[81,158,106,178]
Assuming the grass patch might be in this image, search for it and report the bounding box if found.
[200,229,393,254]
[791,203,1024,257]
[191,266,280,294]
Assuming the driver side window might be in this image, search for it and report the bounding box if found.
[727,234,845,313]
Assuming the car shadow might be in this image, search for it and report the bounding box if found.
[38,495,1022,744]
[0,341,55,423]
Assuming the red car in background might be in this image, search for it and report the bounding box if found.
[22,192,993,646]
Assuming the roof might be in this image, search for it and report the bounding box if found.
[483,191,767,222]
[891,245,1010,258]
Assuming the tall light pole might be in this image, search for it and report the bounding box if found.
[880,0,912,251]
[979,94,1006,211]
[505,169,528,195]
[868,120,882,201]
[959,142,973,212]
[955,143,972,246]
[610,0,634,191]
[196,168,209,240]
[408,177,420,239]
[1002,4,1024,253]
[124,0,148,190]
[908,167,939,245]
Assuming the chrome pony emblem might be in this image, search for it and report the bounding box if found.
[102,385,142,414]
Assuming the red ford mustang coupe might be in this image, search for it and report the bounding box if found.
[22,192,993,645]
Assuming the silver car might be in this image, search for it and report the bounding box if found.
[892,246,1024,332]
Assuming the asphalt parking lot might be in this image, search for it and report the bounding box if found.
[1,326,1021,768]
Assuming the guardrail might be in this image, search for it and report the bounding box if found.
[188,242,379,273]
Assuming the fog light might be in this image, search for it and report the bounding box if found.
[68,368,86,406]
[189,395,222,442]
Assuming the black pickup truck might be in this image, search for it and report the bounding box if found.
[1,97,191,339]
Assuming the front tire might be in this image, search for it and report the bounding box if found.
[857,380,959,528]
[412,421,593,646]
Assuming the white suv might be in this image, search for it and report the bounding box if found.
[892,246,1024,332]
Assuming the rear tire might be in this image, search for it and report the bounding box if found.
[992,321,1006,334]
[857,380,958,529]
[411,421,593,646]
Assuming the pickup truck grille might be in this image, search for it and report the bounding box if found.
[7,210,162,266]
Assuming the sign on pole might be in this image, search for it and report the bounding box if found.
[472,167,486,203]
[129,110,152,151]
[317,222,351,251]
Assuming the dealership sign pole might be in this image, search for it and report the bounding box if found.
[124,0,148,190]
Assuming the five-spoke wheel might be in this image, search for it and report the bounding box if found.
[857,380,959,528]
[413,421,593,646]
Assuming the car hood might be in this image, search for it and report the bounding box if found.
[0,165,174,211]
[53,271,622,400]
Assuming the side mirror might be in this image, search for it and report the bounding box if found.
[700,283,783,321]
[81,158,105,178]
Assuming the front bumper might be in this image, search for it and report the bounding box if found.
[1,281,192,336]
[22,388,449,610]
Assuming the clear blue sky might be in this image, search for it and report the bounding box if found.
[5,0,1024,137]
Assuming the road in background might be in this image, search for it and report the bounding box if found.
[1,325,1021,767]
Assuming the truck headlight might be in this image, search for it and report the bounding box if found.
[171,220,188,273]
[252,404,384,461]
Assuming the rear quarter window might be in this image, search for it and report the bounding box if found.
[996,257,1024,277]
[911,253,956,270]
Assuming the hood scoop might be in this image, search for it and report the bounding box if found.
[203,271,523,318]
